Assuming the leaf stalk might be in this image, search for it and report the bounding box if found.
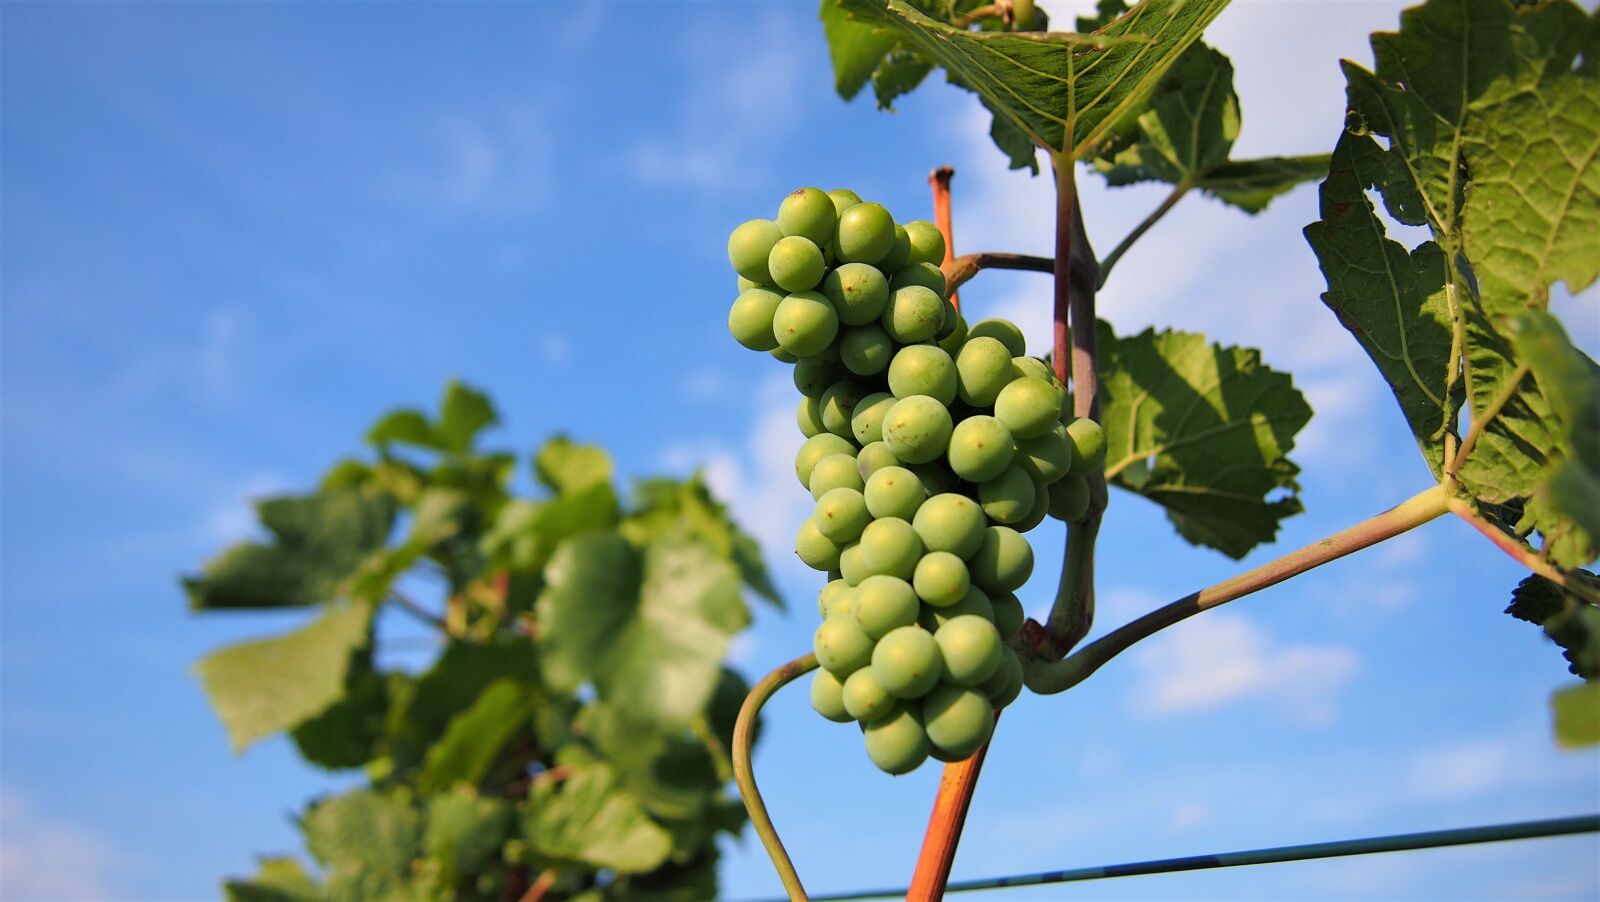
[1097,179,1193,289]
[1446,496,1600,605]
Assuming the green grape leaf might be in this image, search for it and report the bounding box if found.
[1194,155,1332,213]
[536,535,747,728]
[417,678,540,793]
[386,637,541,768]
[625,476,782,609]
[480,483,621,573]
[222,857,324,902]
[290,650,389,770]
[1097,322,1312,559]
[534,436,614,494]
[436,381,497,452]
[1509,311,1600,566]
[184,488,396,609]
[423,789,514,894]
[522,762,673,874]
[367,409,443,450]
[820,0,898,99]
[1552,680,1600,747]
[1507,572,1600,678]
[303,789,421,901]
[195,603,373,753]
[617,847,721,902]
[838,0,1228,159]
[577,704,720,821]
[872,47,934,109]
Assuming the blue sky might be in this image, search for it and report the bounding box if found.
[2,1,1598,899]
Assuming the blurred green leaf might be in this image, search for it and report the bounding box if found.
[303,789,421,901]
[1510,312,1600,566]
[418,678,539,793]
[223,856,324,902]
[535,436,614,494]
[626,476,782,609]
[522,763,673,874]
[387,637,541,769]
[423,789,514,895]
[1552,680,1600,747]
[291,650,389,770]
[437,381,498,452]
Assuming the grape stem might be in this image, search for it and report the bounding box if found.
[1023,484,1452,694]
[930,167,959,310]
[907,714,999,900]
[1447,496,1600,605]
[1096,179,1192,289]
[734,653,819,902]
[940,252,1055,295]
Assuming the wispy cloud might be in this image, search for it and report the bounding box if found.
[430,103,558,215]
[0,790,136,900]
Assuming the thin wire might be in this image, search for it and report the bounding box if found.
[736,814,1600,902]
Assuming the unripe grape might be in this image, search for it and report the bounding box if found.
[797,395,826,438]
[922,684,994,758]
[935,614,1003,686]
[881,285,946,344]
[827,188,863,218]
[818,578,851,617]
[863,466,926,521]
[994,376,1060,438]
[1065,418,1107,474]
[980,647,1024,709]
[913,551,970,607]
[889,262,948,299]
[887,345,958,405]
[852,574,919,639]
[822,262,891,326]
[839,542,867,587]
[814,614,873,676]
[922,585,994,630]
[795,433,855,488]
[872,625,943,698]
[1048,474,1090,522]
[820,381,871,439]
[796,518,842,571]
[850,392,897,445]
[882,395,953,464]
[978,464,1036,524]
[1012,355,1054,384]
[835,202,897,264]
[966,318,1026,357]
[863,703,929,774]
[737,275,761,292]
[970,525,1034,592]
[856,441,901,481]
[955,337,1015,407]
[811,669,852,723]
[904,220,946,267]
[947,415,1015,483]
[991,591,1025,639]
[809,453,865,499]
[815,488,870,544]
[826,588,855,618]
[1017,427,1072,484]
[1014,482,1051,532]
[879,223,913,273]
[727,288,783,351]
[802,340,841,365]
[770,347,799,364]
[936,298,960,340]
[773,291,839,357]
[728,219,783,283]
[858,516,922,580]
[912,493,987,559]
[840,324,894,376]
[768,236,826,292]
[938,310,969,356]
[843,666,896,722]
[777,187,837,246]
[793,358,841,398]
[910,462,960,497]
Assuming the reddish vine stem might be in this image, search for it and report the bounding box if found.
[941,251,1055,295]
[931,167,959,311]
[517,869,557,902]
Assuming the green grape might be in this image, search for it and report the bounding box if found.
[843,666,896,723]
[922,585,994,630]
[795,433,855,488]
[887,345,958,405]
[970,525,1034,592]
[904,220,946,267]
[871,625,943,698]
[858,516,922,580]
[737,275,760,292]
[768,236,826,292]
[936,298,961,341]
[797,395,826,438]
[802,340,841,366]
[814,614,873,676]
[913,550,970,607]
[827,188,863,218]
[991,591,1025,639]
[815,487,870,544]
[818,578,851,617]
[935,614,1003,686]
[809,452,865,499]
[821,262,891,326]
[820,381,871,438]
[947,415,1015,483]
[777,187,837,246]
[728,219,783,283]
[994,376,1060,438]
[1065,418,1107,474]
[881,285,945,343]
[839,542,867,587]
[979,647,1024,709]
[773,291,839,357]
[863,466,926,521]
[878,224,913,272]
[1013,481,1051,532]
[1011,355,1054,384]
[850,392,897,446]
[863,703,929,775]
[840,324,894,376]
[1017,427,1072,484]
[889,262,948,299]
[1048,475,1090,522]
[978,464,1036,524]
[937,309,969,356]
[835,202,896,264]
[955,337,1015,407]
[811,669,853,723]
[910,462,960,497]
[911,493,987,559]
[796,518,842,571]
[770,347,799,364]
[966,318,1026,357]
[793,357,841,399]
[856,441,901,481]
[882,395,953,464]
[852,574,920,639]
[826,589,855,619]
[727,288,783,351]
[922,684,994,758]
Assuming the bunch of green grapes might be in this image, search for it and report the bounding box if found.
[725,187,1107,775]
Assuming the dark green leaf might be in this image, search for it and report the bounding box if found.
[1197,155,1331,213]
[302,789,421,901]
[1507,572,1600,678]
[387,637,541,769]
[616,847,720,902]
[222,857,324,902]
[821,0,898,99]
[436,380,498,452]
[291,649,389,770]
[423,788,514,894]
[522,763,673,874]
[417,678,539,793]
[578,704,720,821]
[1552,680,1600,747]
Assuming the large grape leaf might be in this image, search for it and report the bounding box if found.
[820,0,899,99]
[385,636,541,769]
[367,379,498,454]
[1097,322,1311,559]
[522,762,674,874]
[195,602,373,752]
[184,487,395,609]
[1510,312,1600,565]
[422,789,514,895]
[534,436,614,494]
[836,0,1229,159]
[223,857,324,902]
[625,476,782,609]
[536,535,747,728]
[290,649,389,769]
[302,789,421,901]
[417,678,540,793]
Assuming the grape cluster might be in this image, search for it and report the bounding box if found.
[725,187,1107,775]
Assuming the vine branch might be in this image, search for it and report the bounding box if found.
[1096,179,1192,289]
[930,167,958,310]
[734,653,818,902]
[1447,497,1600,604]
[941,251,1055,296]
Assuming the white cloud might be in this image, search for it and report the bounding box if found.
[680,365,730,402]
[1167,800,1211,832]
[540,333,572,367]
[0,790,134,900]
[1129,612,1361,725]
[431,103,557,215]
[1405,737,1513,801]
